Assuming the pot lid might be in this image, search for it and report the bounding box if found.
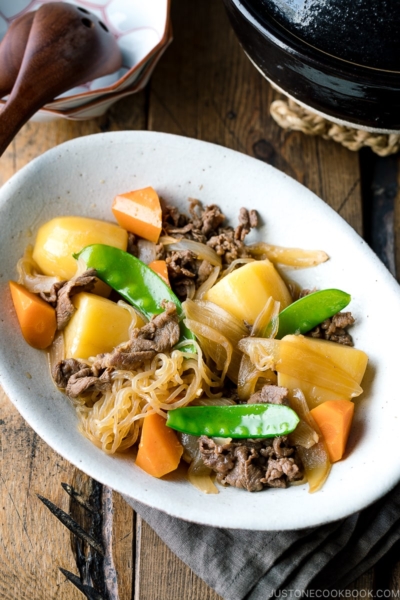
[246,0,400,72]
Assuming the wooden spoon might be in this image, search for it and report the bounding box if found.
[0,2,122,157]
[0,11,35,97]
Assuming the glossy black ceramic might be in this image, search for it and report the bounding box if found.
[223,0,400,131]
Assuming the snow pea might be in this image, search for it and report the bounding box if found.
[166,404,299,439]
[76,244,196,347]
[275,288,351,339]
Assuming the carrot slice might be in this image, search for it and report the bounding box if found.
[310,400,354,463]
[148,260,170,287]
[135,413,183,478]
[112,186,162,243]
[9,281,56,349]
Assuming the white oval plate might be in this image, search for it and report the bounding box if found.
[1,131,399,530]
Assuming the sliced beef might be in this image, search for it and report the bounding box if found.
[52,358,113,398]
[161,201,259,296]
[41,269,98,330]
[53,302,180,398]
[166,250,197,281]
[40,280,66,304]
[163,203,189,229]
[308,311,355,346]
[165,250,198,301]
[235,207,258,242]
[52,358,88,388]
[247,384,289,406]
[56,269,98,330]
[221,445,265,492]
[66,366,114,398]
[199,435,303,492]
[93,301,180,371]
[207,229,252,264]
[198,203,225,236]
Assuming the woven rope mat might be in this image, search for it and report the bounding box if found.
[270,97,400,156]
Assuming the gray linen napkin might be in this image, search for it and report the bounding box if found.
[126,482,400,600]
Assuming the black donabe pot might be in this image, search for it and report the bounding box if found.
[223,0,400,132]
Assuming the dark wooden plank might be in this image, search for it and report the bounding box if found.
[360,150,400,596]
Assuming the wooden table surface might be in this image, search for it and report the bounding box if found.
[1,1,400,598]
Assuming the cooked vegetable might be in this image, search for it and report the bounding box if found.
[277,336,368,407]
[289,389,331,492]
[166,404,300,438]
[275,289,351,339]
[148,259,170,286]
[179,432,219,494]
[204,259,292,324]
[248,242,329,268]
[112,186,162,244]
[64,292,137,360]
[137,239,157,264]
[182,298,248,383]
[160,236,222,267]
[238,336,363,398]
[288,419,319,449]
[9,281,56,349]
[310,400,354,463]
[237,297,280,400]
[17,246,61,294]
[184,318,232,382]
[32,216,128,280]
[194,266,220,300]
[135,413,183,478]
[76,244,195,346]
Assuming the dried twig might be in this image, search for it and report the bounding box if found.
[59,568,106,600]
[61,482,96,513]
[37,493,104,555]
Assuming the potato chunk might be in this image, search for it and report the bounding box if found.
[33,216,128,280]
[64,293,135,360]
[277,335,368,407]
[204,259,292,324]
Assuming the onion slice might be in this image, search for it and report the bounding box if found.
[178,432,219,494]
[220,257,254,278]
[160,236,222,267]
[289,420,319,449]
[48,330,65,378]
[237,298,280,400]
[17,246,61,294]
[248,242,329,268]
[194,266,220,299]
[184,318,232,382]
[238,337,363,398]
[137,239,157,265]
[289,388,331,493]
[183,299,248,340]
[183,299,248,383]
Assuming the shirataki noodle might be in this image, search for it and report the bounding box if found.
[71,342,220,454]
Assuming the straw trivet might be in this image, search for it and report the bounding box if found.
[270,97,400,156]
